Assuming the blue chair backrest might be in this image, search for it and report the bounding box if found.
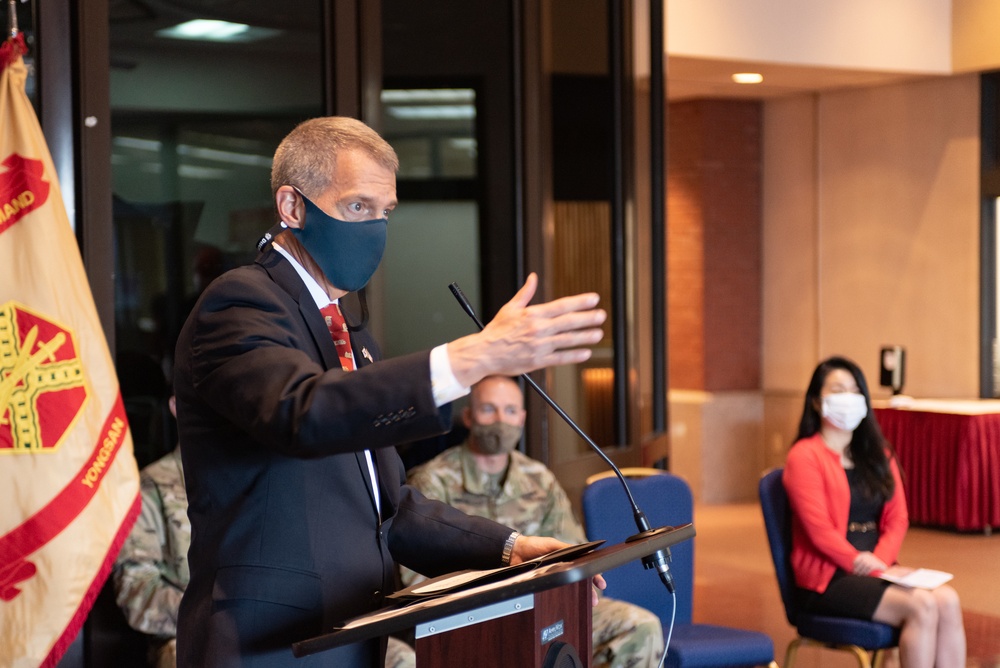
[758,468,798,627]
[582,473,694,624]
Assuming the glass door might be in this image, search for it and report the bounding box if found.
[108,1,325,466]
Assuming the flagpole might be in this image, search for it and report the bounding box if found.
[1,1,141,662]
[7,0,18,38]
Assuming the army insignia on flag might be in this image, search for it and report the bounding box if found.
[0,302,88,453]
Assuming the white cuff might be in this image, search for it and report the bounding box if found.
[430,344,470,407]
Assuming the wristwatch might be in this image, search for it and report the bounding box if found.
[501,530,521,566]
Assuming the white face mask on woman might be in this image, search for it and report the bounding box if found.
[821,392,868,431]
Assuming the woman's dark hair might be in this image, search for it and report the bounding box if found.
[795,356,896,499]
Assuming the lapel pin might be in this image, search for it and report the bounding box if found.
[362,347,374,364]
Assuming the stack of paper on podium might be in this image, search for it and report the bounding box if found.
[388,540,604,604]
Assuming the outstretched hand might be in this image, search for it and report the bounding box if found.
[447,273,607,388]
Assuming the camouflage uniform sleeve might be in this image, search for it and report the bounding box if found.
[406,461,453,505]
[113,473,184,638]
[537,472,588,545]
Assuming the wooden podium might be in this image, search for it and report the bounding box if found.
[292,523,695,667]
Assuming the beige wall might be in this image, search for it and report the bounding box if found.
[674,75,981,500]
[760,74,981,458]
[667,0,951,74]
[761,95,820,392]
[953,0,1000,72]
[670,390,766,503]
[817,76,980,398]
[667,0,1000,77]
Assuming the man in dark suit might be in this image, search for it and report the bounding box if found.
[172,116,607,667]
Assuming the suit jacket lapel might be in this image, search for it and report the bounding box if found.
[341,305,380,515]
[259,248,381,516]
[257,248,341,370]
[350,333,375,369]
[303,301,341,370]
[339,298,379,369]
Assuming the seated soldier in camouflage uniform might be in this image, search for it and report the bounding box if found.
[393,375,665,668]
[113,400,189,668]
[113,397,411,668]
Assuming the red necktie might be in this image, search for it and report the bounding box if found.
[320,303,380,512]
[320,303,354,371]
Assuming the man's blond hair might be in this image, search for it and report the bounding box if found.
[270,117,399,199]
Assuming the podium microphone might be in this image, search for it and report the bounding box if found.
[449,283,675,593]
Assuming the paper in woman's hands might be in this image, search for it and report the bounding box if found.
[875,565,954,589]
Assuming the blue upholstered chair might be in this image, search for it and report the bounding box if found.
[582,469,777,668]
[758,468,900,668]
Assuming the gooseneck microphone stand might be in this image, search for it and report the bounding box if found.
[449,283,675,594]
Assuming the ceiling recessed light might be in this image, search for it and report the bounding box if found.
[381,89,475,103]
[156,19,280,43]
[732,72,764,85]
[386,105,476,120]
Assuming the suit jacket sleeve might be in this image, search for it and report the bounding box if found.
[383,453,513,578]
[183,264,449,457]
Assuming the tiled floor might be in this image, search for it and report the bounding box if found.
[690,502,1000,667]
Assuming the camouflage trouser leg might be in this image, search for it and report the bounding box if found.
[591,597,665,668]
[384,636,416,668]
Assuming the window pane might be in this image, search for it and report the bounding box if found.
[379,87,481,359]
[109,2,323,466]
[381,88,478,180]
[382,200,481,357]
[547,0,617,461]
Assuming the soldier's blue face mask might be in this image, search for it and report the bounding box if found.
[289,188,387,293]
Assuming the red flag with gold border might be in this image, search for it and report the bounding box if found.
[0,34,140,667]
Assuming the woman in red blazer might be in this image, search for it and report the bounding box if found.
[783,356,965,668]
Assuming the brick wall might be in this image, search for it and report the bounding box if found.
[668,99,762,391]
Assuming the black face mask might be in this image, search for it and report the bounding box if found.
[288,189,387,292]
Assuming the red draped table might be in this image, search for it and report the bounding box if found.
[874,400,1000,533]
